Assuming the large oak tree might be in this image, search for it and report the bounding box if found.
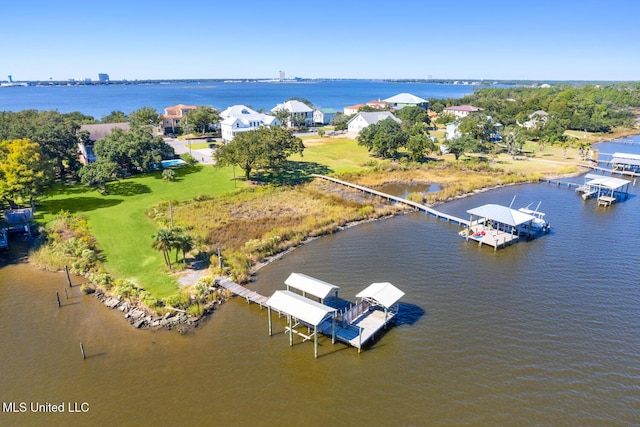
[215,127,304,180]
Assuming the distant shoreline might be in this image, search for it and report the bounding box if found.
[3,77,630,89]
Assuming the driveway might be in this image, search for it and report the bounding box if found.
[164,137,217,165]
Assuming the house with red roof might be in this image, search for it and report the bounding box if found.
[161,104,197,134]
[442,105,483,119]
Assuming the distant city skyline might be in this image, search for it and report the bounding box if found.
[4,0,640,82]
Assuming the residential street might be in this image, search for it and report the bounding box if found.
[164,137,217,165]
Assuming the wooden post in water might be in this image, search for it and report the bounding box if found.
[64,265,72,287]
[64,288,69,299]
[80,343,86,359]
[56,291,61,308]
[288,315,293,347]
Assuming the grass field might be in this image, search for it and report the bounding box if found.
[293,136,372,174]
[38,165,238,297]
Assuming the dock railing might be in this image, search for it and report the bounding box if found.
[341,299,371,327]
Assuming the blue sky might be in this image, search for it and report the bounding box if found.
[3,0,639,81]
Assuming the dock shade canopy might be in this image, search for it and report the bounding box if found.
[467,204,536,227]
[266,290,336,326]
[612,152,640,167]
[356,282,405,309]
[284,272,339,301]
[584,174,631,190]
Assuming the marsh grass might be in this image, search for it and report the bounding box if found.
[152,181,407,282]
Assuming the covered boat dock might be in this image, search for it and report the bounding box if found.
[463,204,539,250]
[267,290,337,359]
[611,152,640,174]
[284,272,339,304]
[319,282,405,352]
[575,173,631,206]
[266,273,405,357]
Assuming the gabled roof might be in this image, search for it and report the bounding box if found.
[271,100,313,113]
[356,282,405,309]
[443,105,482,112]
[266,290,336,326]
[467,204,536,227]
[347,111,400,126]
[584,174,631,190]
[383,93,427,104]
[79,123,130,141]
[284,272,339,300]
[220,105,260,118]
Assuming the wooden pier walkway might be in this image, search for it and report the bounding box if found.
[216,277,268,306]
[312,174,469,226]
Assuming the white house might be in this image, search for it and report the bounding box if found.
[442,105,482,119]
[383,93,428,110]
[522,110,549,129]
[220,105,281,142]
[445,122,461,141]
[271,100,313,127]
[313,108,338,125]
[343,104,364,116]
[347,111,401,134]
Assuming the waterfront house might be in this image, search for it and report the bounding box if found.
[521,110,549,129]
[443,105,482,119]
[366,99,391,110]
[77,122,130,164]
[383,93,428,110]
[220,105,281,142]
[313,108,338,125]
[343,104,365,115]
[271,100,313,127]
[161,104,197,134]
[347,111,401,134]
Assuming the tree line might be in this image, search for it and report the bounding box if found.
[0,107,176,205]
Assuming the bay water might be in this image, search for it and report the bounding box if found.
[0,80,475,119]
[1,137,639,425]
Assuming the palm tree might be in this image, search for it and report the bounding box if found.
[152,229,174,269]
[175,233,195,265]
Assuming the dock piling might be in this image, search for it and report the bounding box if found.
[80,343,86,359]
[64,265,72,287]
[56,291,61,307]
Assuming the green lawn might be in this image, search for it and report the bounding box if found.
[36,137,374,298]
[39,165,239,297]
[293,136,371,174]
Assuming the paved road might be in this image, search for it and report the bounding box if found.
[164,137,217,165]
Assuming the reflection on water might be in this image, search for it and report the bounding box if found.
[376,181,441,198]
[1,138,640,425]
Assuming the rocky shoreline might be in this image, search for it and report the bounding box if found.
[93,290,215,334]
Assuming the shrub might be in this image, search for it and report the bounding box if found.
[165,292,190,309]
[162,169,176,182]
[180,153,197,165]
[80,283,96,294]
[187,303,205,317]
